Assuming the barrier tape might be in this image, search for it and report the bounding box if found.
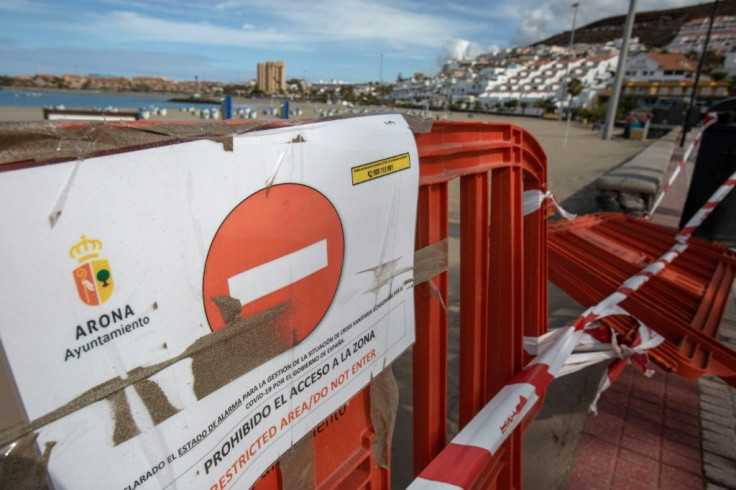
[523,190,577,220]
[647,112,718,219]
[409,161,736,489]
[584,322,664,414]
[676,169,736,243]
[526,310,663,384]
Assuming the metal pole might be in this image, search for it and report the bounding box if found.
[680,0,719,147]
[602,0,637,140]
[563,3,580,145]
[559,4,579,121]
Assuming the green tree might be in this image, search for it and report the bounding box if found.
[520,100,529,115]
[96,269,111,287]
[567,78,583,98]
[541,98,556,113]
[340,84,356,103]
[504,98,519,110]
[617,99,638,121]
[589,104,607,122]
[696,50,727,75]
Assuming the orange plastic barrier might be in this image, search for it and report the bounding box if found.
[254,390,389,488]
[412,121,548,488]
[549,213,736,383]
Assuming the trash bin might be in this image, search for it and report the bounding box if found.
[679,97,736,245]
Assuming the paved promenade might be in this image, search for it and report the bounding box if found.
[550,131,736,489]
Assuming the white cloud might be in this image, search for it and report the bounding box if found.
[67,1,478,56]
[443,39,484,60]
[77,11,307,50]
[254,0,472,49]
[210,0,475,51]
[512,7,548,47]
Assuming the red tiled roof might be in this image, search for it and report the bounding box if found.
[587,55,615,62]
[648,53,696,71]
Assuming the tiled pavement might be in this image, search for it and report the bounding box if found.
[567,366,704,489]
[700,289,736,489]
[565,137,736,489]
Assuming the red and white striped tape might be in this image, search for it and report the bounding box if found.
[526,310,663,383]
[523,189,577,220]
[676,169,736,243]
[585,322,664,414]
[410,150,736,489]
[647,112,718,219]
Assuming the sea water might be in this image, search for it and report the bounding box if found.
[0,89,213,109]
[0,89,277,113]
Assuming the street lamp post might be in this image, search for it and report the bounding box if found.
[562,3,580,147]
[602,0,637,140]
[559,3,580,122]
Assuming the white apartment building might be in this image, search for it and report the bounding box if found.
[668,16,736,55]
[392,77,440,104]
[624,53,695,82]
[476,55,618,110]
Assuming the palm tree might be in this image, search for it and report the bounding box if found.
[504,98,519,111]
[567,78,583,102]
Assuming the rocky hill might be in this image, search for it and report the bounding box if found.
[534,0,736,49]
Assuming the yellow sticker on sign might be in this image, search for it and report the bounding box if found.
[351,153,411,185]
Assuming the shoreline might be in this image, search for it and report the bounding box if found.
[3,86,194,99]
[2,86,319,107]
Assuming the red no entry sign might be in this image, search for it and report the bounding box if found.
[203,184,344,342]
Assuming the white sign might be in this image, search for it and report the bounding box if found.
[0,115,418,489]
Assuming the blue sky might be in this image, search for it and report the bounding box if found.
[0,0,706,83]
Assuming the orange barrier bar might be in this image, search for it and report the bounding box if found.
[413,121,548,487]
[459,172,490,426]
[413,182,450,474]
[549,213,736,382]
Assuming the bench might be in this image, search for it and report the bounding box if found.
[595,129,677,215]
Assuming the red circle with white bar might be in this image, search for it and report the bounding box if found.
[203,184,344,340]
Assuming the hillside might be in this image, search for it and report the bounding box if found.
[533,0,736,49]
